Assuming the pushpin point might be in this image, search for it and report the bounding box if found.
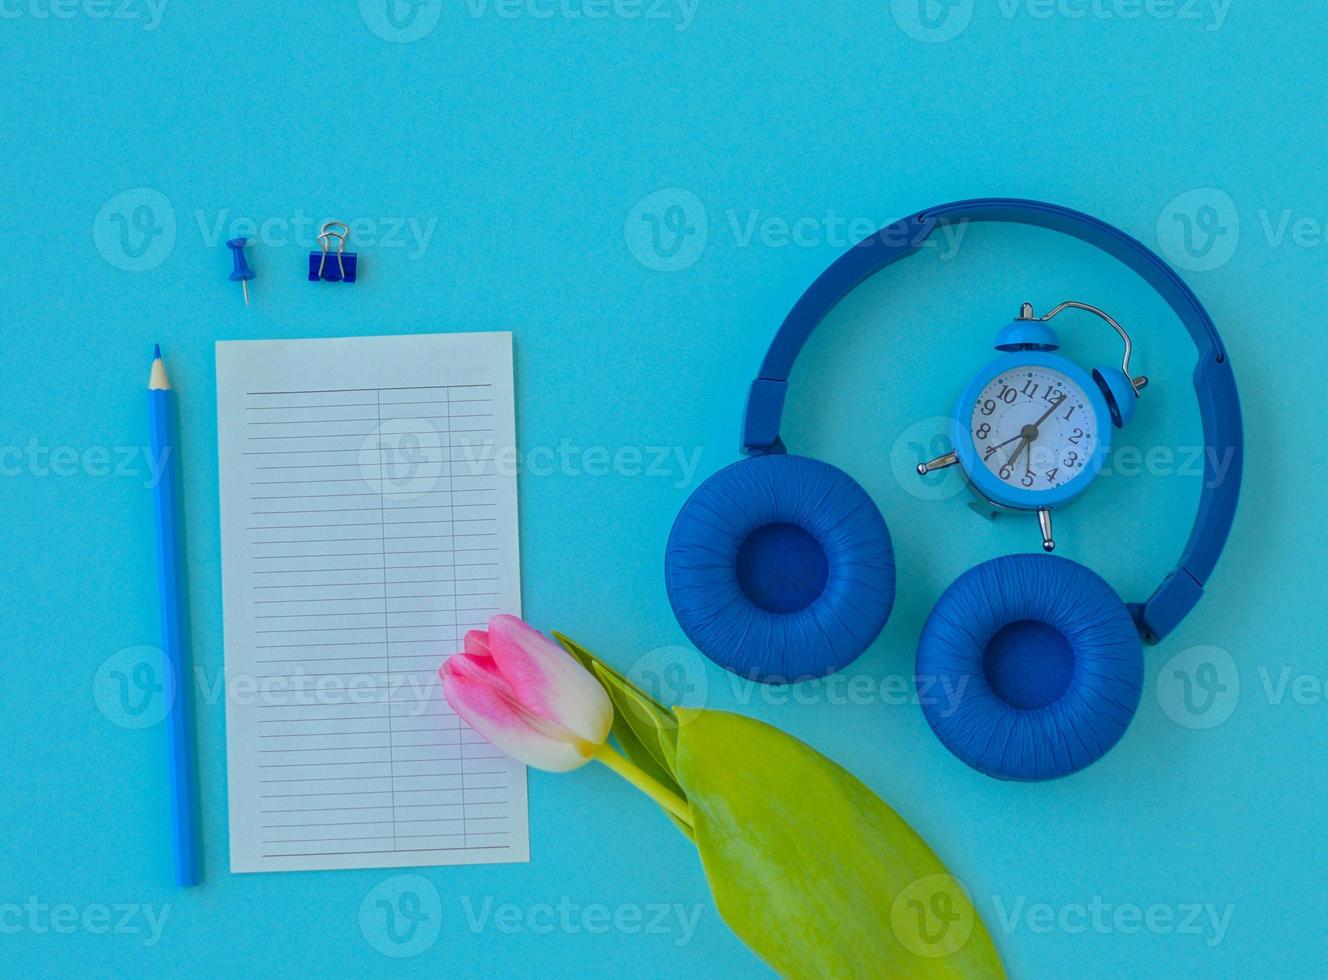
[226,237,255,305]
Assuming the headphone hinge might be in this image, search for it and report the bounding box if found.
[741,378,789,455]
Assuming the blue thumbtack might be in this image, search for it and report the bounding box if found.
[308,221,357,283]
[226,237,255,305]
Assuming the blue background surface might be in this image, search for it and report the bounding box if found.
[2,2,1324,976]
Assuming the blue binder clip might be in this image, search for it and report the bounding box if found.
[308,221,357,283]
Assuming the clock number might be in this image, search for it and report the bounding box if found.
[1064,451,1079,467]
[980,399,996,416]
[1068,427,1084,445]
[1045,467,1059,483]
[1021,380,1038,397]
[1021,473,1034,488]
[1061,403,1076,421]
[983,445,998,460]
[998,385,1017,405]
[998,464,1014,480]
[975,422,991,439]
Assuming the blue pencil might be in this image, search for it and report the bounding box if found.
[149,345,201,886]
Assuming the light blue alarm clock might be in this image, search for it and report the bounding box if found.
[917,301,1149,551]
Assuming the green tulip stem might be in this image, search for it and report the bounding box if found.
[593,743,692,826]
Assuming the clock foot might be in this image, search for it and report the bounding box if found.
[1038,508,1055,552]
[916,451,958,476]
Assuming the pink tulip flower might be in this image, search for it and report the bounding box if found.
[440,614,613,772]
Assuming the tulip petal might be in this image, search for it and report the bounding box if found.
[486,615,613,745]
[463,629,490,659]
[440,656,590,772]
[449,648,507,690]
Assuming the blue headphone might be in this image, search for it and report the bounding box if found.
[665,198,1243,781]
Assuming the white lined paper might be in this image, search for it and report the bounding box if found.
[217,333,528,873]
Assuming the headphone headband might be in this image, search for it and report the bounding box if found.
[740,198,1242,644]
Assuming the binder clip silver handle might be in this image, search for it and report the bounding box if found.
[315,221,351,281]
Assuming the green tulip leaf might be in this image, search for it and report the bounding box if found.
[555,633,691,838]
[672,708,1004,979]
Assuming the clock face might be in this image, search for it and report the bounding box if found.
[969,366,1098,492]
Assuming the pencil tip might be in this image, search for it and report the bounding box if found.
[149,347,171,390]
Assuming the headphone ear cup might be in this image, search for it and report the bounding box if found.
[665,454,895,682]
[916,554,1142,781]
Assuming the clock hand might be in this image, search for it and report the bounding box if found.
[1031,393,1068,430]
[1011,395,1068,473]
[1007,436,1029,470]
[995,395,1068,474]
[1006,418,1043,468]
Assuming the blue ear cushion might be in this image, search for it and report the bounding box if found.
[916,554,1142,781]
[665,454,895,682]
